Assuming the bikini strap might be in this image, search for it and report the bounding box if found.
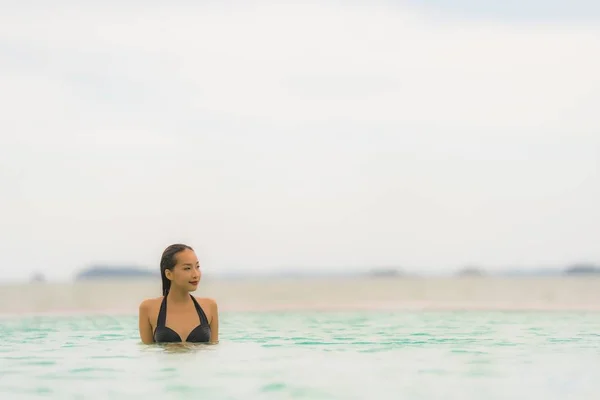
[157,296,168,327]
[190,295,209,325]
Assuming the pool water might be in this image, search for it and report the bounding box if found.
[1,311,600,399]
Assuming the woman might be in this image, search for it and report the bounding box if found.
[138,244,219,344]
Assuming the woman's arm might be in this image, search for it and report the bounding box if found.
[138,299,154,344]
[208,298,219,344]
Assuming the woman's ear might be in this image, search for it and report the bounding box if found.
[165,269,173,280]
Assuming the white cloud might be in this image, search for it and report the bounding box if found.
[0,1,598,280]
[2,3,599,131]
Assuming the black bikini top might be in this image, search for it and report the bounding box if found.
[153,295,211,343]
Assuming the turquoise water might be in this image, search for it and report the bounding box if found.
[1,311,600,399]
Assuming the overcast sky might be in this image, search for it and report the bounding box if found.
[0,1,598,282]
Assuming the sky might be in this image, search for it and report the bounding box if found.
[0,0,599,282]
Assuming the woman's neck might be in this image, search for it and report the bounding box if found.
[167,288,190,304]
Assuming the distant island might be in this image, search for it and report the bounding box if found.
[71,262,600,281]
[75,265,157,281]
[564,264,600,275]
[367,267,403,278]
[454,263,600,277]
[30,272,47,283]
[456,266,486,277]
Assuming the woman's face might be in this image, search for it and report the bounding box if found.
[166,248,201,292]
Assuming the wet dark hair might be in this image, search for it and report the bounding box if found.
[160,244,194,296]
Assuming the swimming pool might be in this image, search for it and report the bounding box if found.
[1,310,599,399]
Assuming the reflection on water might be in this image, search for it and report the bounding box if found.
[153,342,217,353]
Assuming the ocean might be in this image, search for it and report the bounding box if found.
[1,277,600,399]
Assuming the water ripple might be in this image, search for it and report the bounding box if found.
[0,311,600,399]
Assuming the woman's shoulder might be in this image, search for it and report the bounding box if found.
[138,297,163,312]
[194,296,218,310]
